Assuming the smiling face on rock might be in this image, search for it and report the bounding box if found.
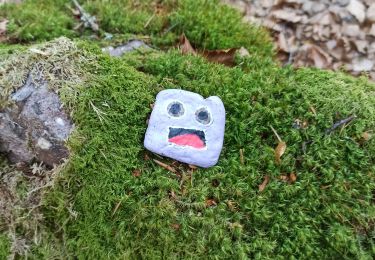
[144,89,226,168]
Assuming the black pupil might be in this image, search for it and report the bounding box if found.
[198,110,208,121]
[169,103,181,115]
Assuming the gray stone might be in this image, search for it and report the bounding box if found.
[144,89,225,168]
[102,40,150,57]
[0,73,73,166]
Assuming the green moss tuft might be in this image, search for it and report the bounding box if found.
[0,0,76,42]
[0,234,10,259]
[171,0,273,57]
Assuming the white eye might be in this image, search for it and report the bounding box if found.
[167,101,184,117]
[195,108,211,125]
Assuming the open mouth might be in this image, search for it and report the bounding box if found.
[168,127,206,149]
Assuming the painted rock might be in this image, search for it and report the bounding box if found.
[144,89,225,168]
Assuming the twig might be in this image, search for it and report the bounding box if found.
[325,115,357,134]
[144,13,155,28]
[72,0,99,31]
[153,159,177,173]
[239,149,244,165]
[270,126,282,142]
[111,200,122,217]
[258,175,270,192]
[89,101,107,123]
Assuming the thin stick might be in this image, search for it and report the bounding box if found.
[111,200,122,217]
[239,149,244,165]
[326,115,357,134]
[270,126,282,142]
[153,159,177,173]
[144,13,155,28]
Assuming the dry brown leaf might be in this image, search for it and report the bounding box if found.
[352,58,373,72]
[275,141,287,165]
[259,175,270,192]
[279,175,289,181]
[132,169,141,177]
[369,24,375,37]
[368,3,375,23]
[179,33,196,55]
[289,172,297,183]
[278,32,289,52]
[171,223,180,230]
[272,9,305,23]
[346,0,366,23]
[361,131,372,142]
[201,48,238,67]
[205,198,217,207]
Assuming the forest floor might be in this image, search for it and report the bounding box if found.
[224,0,375,80]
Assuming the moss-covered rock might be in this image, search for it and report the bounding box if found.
[0,0,374,259]
[4,42,361,258]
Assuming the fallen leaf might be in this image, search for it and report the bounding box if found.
[289,172,297,183]
[179,33,196,55]
[369,24,375,37]
[308,44,332,69]
[275,141,287,164]
[205,198,217,207]
[171,223,180,230]
[0,19,8,35]
[238,47,250,58]
[272,9,305,23]
[279,175,289,181]
[352,58,373,72]
[201,48,238,66]
[367,3,375,23]
[346,0,366,23]
[132,169,141,177]
[361,131,372,142]
[259,175,270,192]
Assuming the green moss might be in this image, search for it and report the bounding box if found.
[1,0,374,259]
[83,0,170,35]
[29,43,373,259]
[0,0,273,62]
[0,0,76,42]
[171,0,273,57]
[0,234,10,259]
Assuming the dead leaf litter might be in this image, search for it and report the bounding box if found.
[224,0,375,80]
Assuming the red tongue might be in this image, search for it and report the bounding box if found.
[168,134,205,149]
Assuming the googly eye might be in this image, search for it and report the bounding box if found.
[167,101,184,117]
[195,107,211,125]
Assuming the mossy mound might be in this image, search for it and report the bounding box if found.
[15,43,368,258]
[0,0,374,259]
